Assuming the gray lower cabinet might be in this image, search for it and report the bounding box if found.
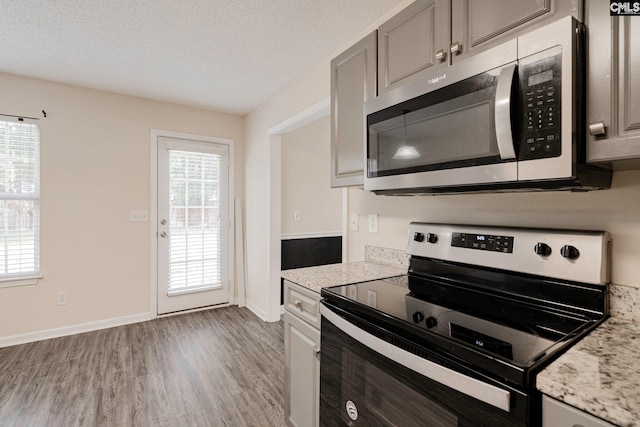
[586,0,640,166]
[330,31,376,188]
[284,280,321,427]
[542,396,616,427]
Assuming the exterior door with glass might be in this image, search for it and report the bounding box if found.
[157,136,230,315]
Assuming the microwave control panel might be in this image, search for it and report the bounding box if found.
[519,53,562,161]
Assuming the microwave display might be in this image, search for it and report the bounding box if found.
[528,70,553,87]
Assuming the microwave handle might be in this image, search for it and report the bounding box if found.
[495,63,517,160]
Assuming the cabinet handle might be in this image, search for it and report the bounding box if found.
[589,121,606,136]
[294,299,303,309]
[450,41,462,56]
[435,49,447,62]
[314,346,320,359]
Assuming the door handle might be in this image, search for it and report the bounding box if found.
[494,63,517,160]
[589,121,606,136]
[159,231,167,238]
[450,41,462,56]
[160,219,167,225]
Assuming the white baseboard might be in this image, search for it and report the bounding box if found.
[0,312,153,348]
[245,299,268,321]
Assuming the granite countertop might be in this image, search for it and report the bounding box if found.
[281,260,406,293]
[538,317,640,427]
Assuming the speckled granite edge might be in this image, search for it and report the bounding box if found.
[538,318,640,427]
[281,261,406,293]
[364,245,410,269]
[609,283,640,321]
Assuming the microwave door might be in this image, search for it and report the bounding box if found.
[365,64,518,193]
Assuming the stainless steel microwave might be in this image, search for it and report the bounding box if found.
[364,17,611,195]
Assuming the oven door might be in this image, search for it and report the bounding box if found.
[319,304,530,427]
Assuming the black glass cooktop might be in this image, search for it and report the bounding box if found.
[321,267,605,387]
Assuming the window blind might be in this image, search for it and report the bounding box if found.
[0,120,40,281]
[167,149,222,292]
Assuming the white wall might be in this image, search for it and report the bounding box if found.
[0,72,243,339]
[281,115,342,236]
[243,0,413,322]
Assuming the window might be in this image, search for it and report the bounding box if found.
[0,119,40,286]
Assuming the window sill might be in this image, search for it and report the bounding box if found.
[0,275,42,289]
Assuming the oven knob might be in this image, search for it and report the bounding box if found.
[426,233,438,244]
[412,311,424,324]
[560,245,580,260]
[534,242,552,257]
[413,232,425,242]
[425,316,437,329]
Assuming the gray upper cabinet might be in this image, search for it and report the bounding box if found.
[378,0,580,94]
[378,0,450,94]
[450,0,580,63]
[330,31,376,188]
[586,0,640,167]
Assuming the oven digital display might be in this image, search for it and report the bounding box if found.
[451,232,514,253]
[450,323,513,360]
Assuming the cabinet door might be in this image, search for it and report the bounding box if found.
[284,311,320,427]
[587,0,640,165]
[450,0,579,64]
[330,31,376,188]
[378,0,450,95]
[543,396,616,427]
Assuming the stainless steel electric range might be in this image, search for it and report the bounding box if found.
[319,223,610,427]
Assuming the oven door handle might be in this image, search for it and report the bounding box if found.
[320,305,511,413]
[495,63,517,160]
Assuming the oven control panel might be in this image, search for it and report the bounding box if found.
[407,223,611,285]
[451,233,514,253]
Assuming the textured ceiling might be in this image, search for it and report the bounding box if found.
[0,0,404,115]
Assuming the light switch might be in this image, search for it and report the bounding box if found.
[130,210,149,222]
[294,210,301,221]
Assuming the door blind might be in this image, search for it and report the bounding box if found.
[0,120,40,280]
[167,149,222,293]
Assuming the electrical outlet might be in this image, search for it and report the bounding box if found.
[368,214,378,233]
[57,291,68,306]
[129,210,149,222]
[367,290,377,308]
[294,210,301,221]
[348,286,358,299]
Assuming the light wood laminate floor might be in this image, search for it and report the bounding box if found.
[0,306,286,427]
